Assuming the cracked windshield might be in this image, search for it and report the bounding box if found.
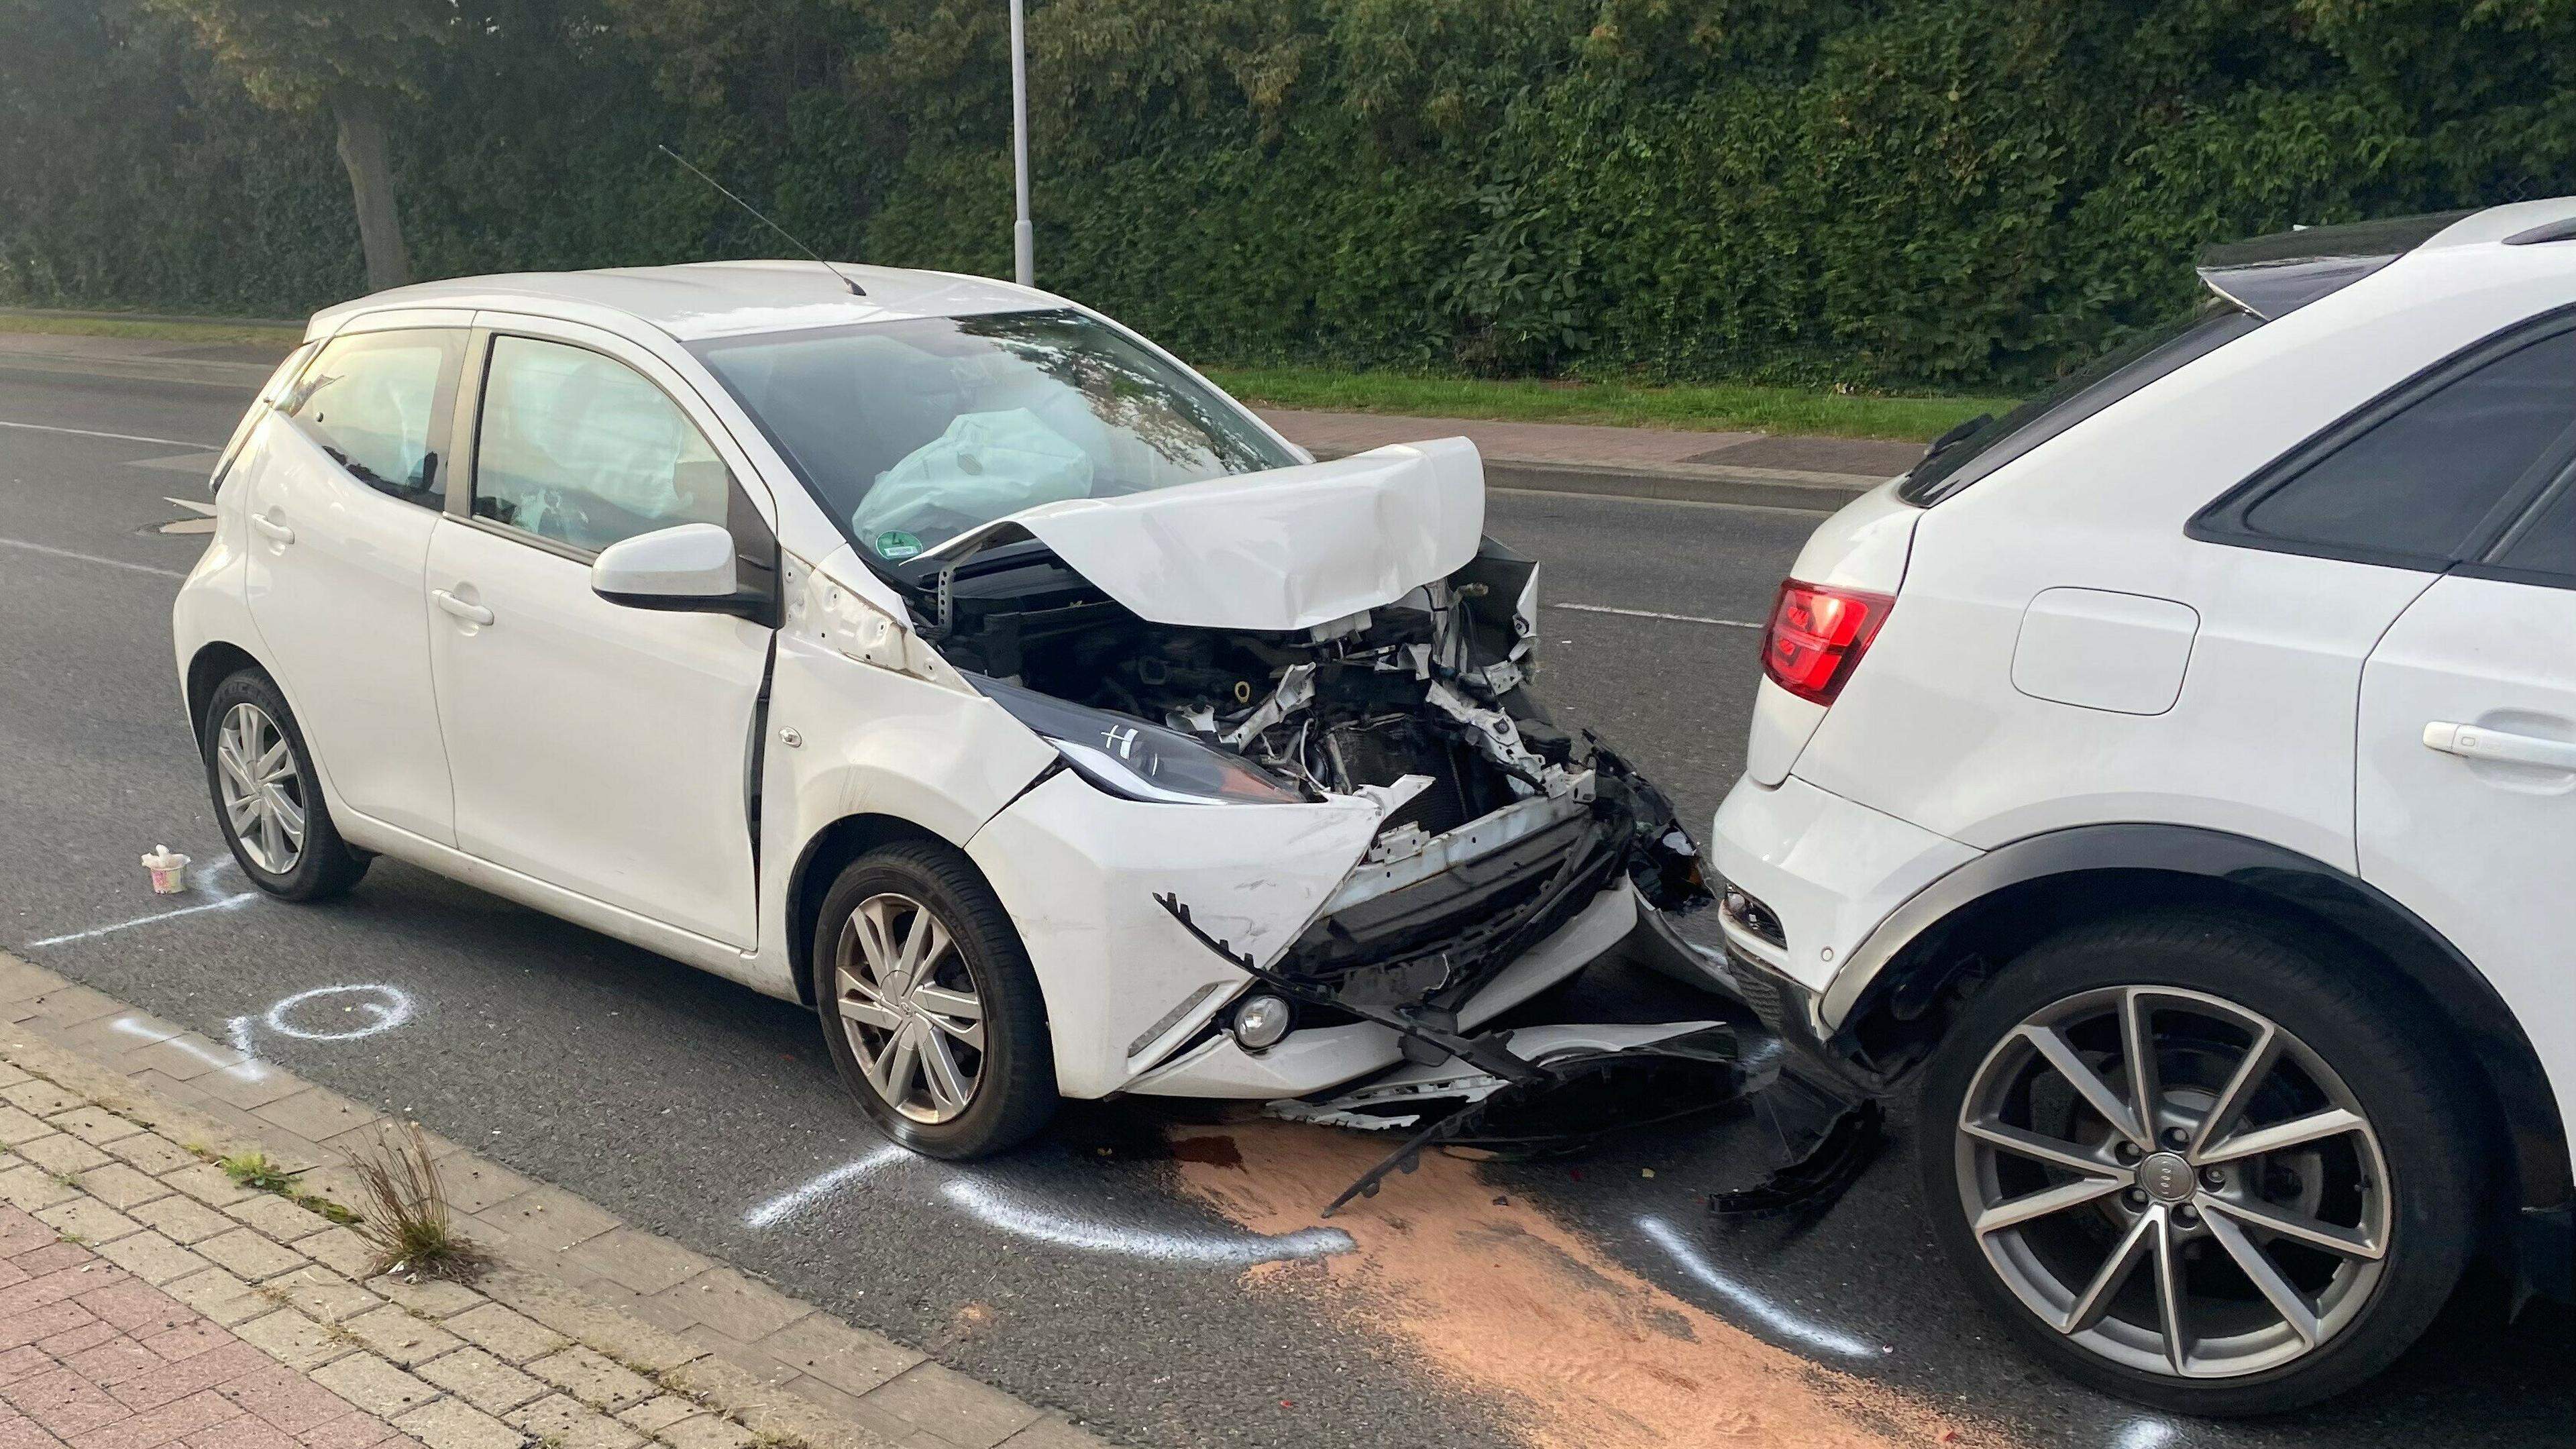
[692,308,1297,563]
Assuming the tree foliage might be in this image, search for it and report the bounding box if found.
[9,0,2576,388]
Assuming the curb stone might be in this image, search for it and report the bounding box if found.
[0,949,1118,1449]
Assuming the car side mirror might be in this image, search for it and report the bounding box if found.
[590,523,739,611]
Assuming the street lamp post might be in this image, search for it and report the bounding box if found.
[1009,0,1034,288]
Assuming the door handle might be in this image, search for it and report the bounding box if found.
[431,589,494,627]
[2422,720,2576,770]
[249,515,294,545]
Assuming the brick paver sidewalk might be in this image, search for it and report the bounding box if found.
[0,1199,413,1449]
[0,1063,755,1449]
[0,991,1106,1449]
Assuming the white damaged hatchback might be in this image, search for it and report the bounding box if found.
[172,262,1719,1157]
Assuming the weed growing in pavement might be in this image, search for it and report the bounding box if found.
[347,1120,484,1282]
[219,1150,303,1192]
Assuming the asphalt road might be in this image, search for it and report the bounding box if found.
[3,359,2571,1449]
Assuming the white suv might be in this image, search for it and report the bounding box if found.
[1709,200,2576,1412]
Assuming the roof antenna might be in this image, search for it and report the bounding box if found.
[657,144,865,297]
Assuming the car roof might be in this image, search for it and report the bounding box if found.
[307,260,1056,342]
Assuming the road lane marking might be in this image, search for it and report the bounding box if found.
[23,892,256,947]
[0,535,187,580]
[1636,1216,1884,1359]
[0,418,219,449]
[1549,602,1762,629]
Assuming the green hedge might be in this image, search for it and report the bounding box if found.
[8,0,2576,390]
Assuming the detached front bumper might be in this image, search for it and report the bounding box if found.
[967,743,1713,1102]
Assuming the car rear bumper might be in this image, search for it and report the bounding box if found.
[1707,771,1981,1022]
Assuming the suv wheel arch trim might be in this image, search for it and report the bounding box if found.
[1829,822,2571,1219]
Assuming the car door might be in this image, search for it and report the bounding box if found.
[2357,397,2576,1142]
[426,319,778,948]
[239,317,467,843]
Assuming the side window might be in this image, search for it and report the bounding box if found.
[2224,327,2576,565]
[278,330,459,507]
[473,336,731,555]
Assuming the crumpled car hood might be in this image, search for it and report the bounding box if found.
[920,437,1485,631]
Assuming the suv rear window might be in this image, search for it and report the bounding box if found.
[2193,318,2576,571]
[1899,305,2262,506]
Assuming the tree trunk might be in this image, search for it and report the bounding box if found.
[331,97,411,292]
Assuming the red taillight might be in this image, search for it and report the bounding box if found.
[1761,579,1894,705]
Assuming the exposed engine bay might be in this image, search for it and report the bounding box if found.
[902,529,1713,1014]
[888,513,1876,1218]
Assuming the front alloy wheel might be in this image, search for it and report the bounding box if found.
[833,892,987,1124]
[809,841,1056,1159]
[1956,985,2390,1380]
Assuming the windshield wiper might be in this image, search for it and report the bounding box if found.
[1919,412,1992,466]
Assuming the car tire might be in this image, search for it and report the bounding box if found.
[201,669,369,902]
[1915,908,2483,1415]
[810,841,1056,1159]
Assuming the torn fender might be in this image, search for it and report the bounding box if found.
[920,438,1487,631]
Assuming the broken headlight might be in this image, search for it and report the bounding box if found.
[971,676,1304,806]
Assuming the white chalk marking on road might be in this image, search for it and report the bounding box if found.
[0,535,186,580]
[227,1015,257,1059]
[743,1143,913,1228]
[110,1016,266,1081]
[0,418,217,449]
[943,1178,1355,1265]
[2113,1417,2182,1449]
[23,891,255,948]
[1637,1216,1884,1360]
[262,983,414,1042]
[747,1150,1355,1265]
[1548,602,1762,629]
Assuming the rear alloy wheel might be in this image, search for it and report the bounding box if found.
[1919,911,2481,1415]
[201,669,367,902]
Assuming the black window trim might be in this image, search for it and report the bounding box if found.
[451,325,782,623]
[280,325,467,513]
[2187,303,2576,576]
[2455,464,2576,593]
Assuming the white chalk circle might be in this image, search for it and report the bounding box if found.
[263,983,415,1041]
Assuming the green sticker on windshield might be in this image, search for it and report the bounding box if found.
[874,530,923,561]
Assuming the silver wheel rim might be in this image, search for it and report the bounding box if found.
[214,702,307,876]
[833,893,986,1124]
[1957,985,2391,1380]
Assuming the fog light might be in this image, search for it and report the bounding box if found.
[1231,994,1292,1051]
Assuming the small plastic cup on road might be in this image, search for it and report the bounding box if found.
[142,845,190,895]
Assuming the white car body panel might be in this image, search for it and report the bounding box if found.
[1709,772,1978,995]
[423,517,771,947]
[923,438,1487,631]
[236,394,458,843]
[963,770,1383,1099]
[2358,573,2576,1140]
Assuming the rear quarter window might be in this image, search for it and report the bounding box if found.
[2192,317,2576,571]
